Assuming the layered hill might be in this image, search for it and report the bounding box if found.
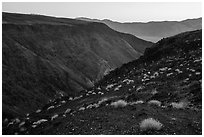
[3,30,202,135]
[77,17,202,42]
[2,12,153,118]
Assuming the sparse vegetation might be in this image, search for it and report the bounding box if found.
[170,101,188,109]
[139,118,163,131]
[129,100,144,105]
[148,100,161,107]
[2,12,152,120]
[2,12,202,135]
[111,100,128,108]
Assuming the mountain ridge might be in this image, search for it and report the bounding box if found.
[77,17,201,24]
[2,12,153,118]
[77,17,202,42]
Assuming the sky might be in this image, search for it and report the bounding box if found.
[2,2,202,22]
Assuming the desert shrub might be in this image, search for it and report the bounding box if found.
[78,107,85,111]
[64,108,71,114]
[98,98,108,105]
[170,101,188,109]
[33,119,48,125]
[51,114,58,121]
[148,100,161,107]
[129,100,144,105]
[47,106,55,110]
[111,100,128,108]
[86,103,99,109]
[19,127,26,132]
[140,118,163,131]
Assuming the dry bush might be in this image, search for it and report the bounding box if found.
[111,100,128,108]
[148,100,161,107]
[170,101,188,109]
[140,118,163,131]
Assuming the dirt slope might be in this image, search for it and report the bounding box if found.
[3,30,201,135]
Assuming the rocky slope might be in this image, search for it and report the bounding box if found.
[2,12,153,119]
[77,17,202,42]
[3,30,202,135]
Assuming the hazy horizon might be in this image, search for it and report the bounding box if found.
[2,2,202,23]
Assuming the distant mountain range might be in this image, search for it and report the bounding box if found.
[77,17,202,42]
[2,12,152,118]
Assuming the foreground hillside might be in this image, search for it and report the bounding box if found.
[3,30,202,135]
[77,17,202,42]
[2,12,153,118]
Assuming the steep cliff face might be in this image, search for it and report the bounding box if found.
[2,12,153,117]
